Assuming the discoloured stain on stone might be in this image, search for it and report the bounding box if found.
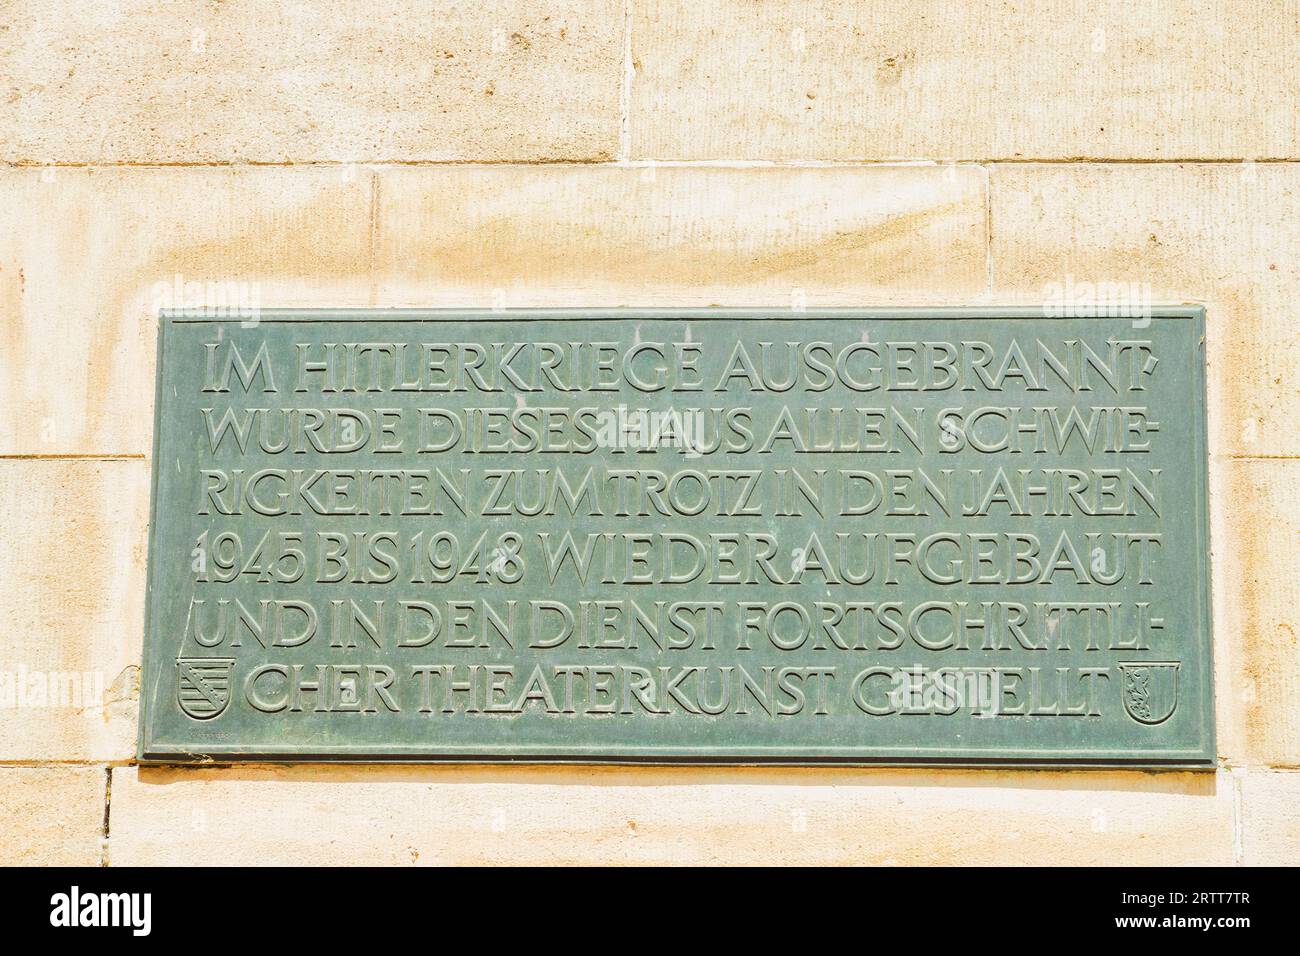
[373,166,986,306]
[1212,460,1300,767]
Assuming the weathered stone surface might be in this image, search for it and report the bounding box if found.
[1212,460,1300,768]
[1239,770,1300,865]
[374,164,987,305]
[0,167,372,455]
[631,1,1300,161]
[0,767,106,866]
[990,163,1300,459]
[109,765,1234,865]
[0,460,148,760]
[1,0,622,163]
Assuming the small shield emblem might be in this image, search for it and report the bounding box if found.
[176,657,236,720]
[1119,661,1179,725]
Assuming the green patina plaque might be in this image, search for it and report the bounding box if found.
[138,308,1213,766]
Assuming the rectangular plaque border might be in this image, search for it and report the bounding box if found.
[138,306,1215,769]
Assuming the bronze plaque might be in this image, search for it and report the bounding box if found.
[138,308,1213,766]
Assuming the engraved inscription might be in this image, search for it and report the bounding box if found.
[138,310,1213,765]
